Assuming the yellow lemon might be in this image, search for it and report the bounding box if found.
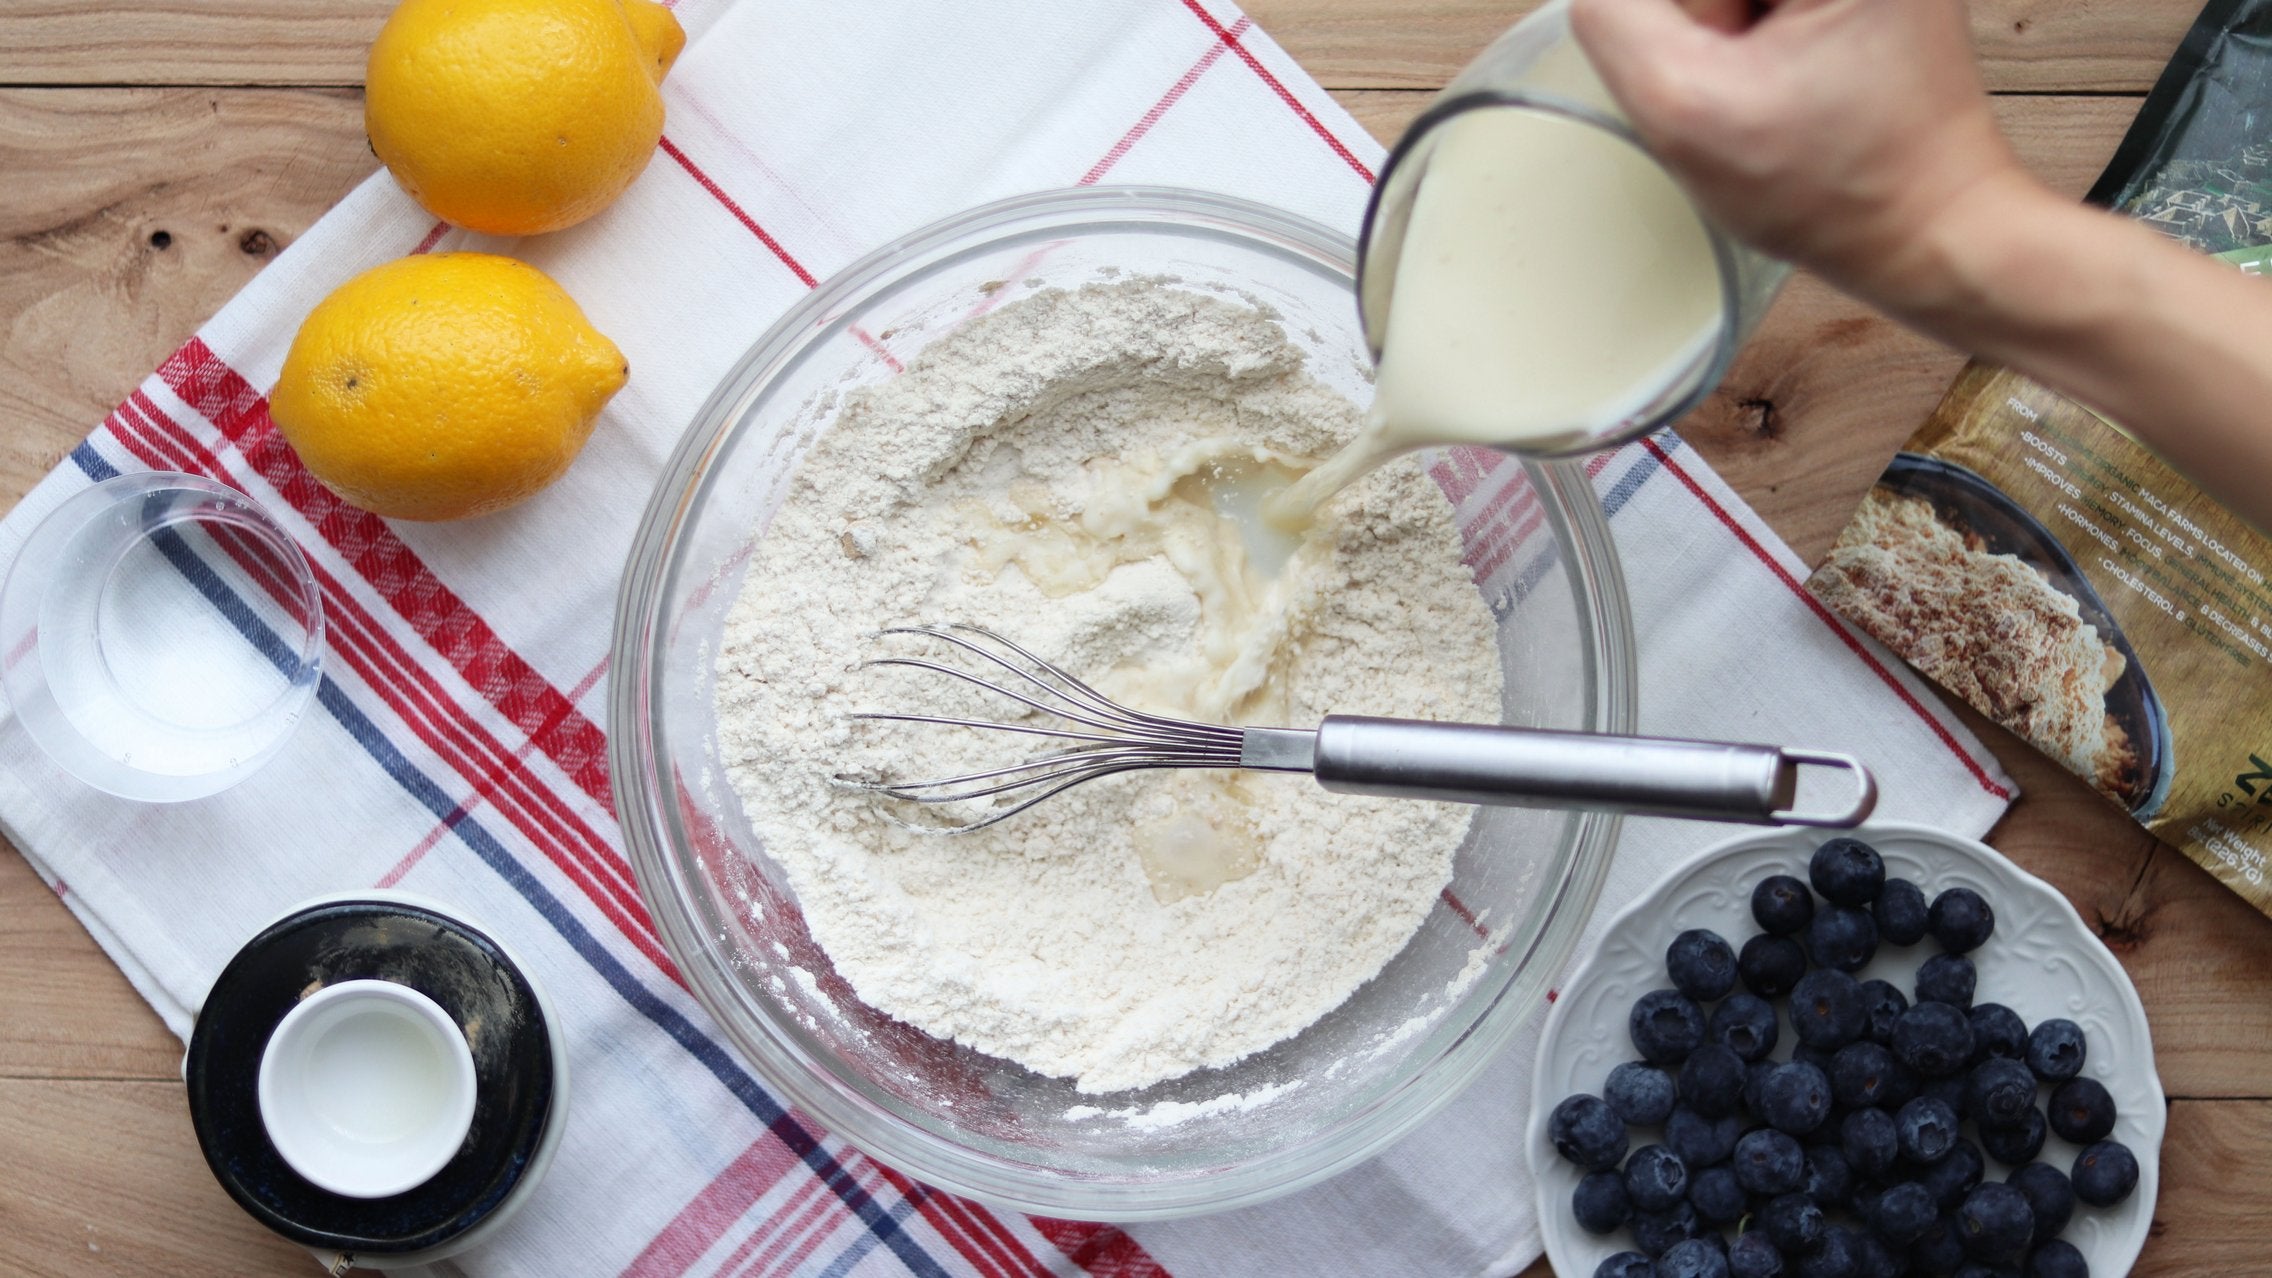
[271,253,628,521]
[366,0,686,236]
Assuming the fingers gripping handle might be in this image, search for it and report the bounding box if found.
[1308,716,1876,827]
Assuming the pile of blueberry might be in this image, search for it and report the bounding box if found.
[1549,838,2140,1278]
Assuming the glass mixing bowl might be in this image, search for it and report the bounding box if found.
[611,186,1636,1219]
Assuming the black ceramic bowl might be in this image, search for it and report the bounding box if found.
[186,896,561,1260]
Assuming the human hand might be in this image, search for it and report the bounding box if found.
[1569,0,2044,314]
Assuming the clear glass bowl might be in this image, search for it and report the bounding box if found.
[610,186,1637,1219]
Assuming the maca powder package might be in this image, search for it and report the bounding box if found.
[1806,0,2272,914]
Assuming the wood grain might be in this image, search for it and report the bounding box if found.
[4,5,2271,1276]
[0,87,373,501]
[1253,0,2206,93]
[0,1,389,87]
[0,0,2211,93]
[0,1079,309,1277]
[0,851,181,1080]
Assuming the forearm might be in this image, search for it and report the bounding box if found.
[1865,172,2272,534]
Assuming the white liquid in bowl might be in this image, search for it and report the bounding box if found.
[258,980,477,1199]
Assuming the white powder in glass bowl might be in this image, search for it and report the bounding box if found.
[714,279,1502,1094]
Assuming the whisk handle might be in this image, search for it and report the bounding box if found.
[1308,717,1876,828]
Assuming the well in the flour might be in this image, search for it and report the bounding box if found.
[714,278,1503,1094]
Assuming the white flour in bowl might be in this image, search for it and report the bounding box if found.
[714,279,1502,1093]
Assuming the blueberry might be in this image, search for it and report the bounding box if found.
[1660,1237,1734,1278]
[1753,874,1817,935]
[1710,992,1780,1063]
[1681,1043,1750,1120]
[1605,1060,1679,1126]
[1728,1231,1786,1278]
[1795,1224,1862,1278]
[1915,953,1977,1009]
[1549,1094,1630,1169]
[2026,1239,2089,1278]
[1918,1138,1987,1211]
[2007,1161,2074,1246]
[1740,933,1809,999]
[1872,876,1930,945]
[1792,969,1867,1049]
[2071,1139,2139,1206]
[2026,1018,2087,1082]
[1805,905,1879,972]
[1956,1181,2034,1263]
[1865,1179,1937,1244]
[1977,1106,2046,1167]
[1968,1003,2029,1064]
[1909,1212,1967,1277]
[1735,1128,1808,1197]
[1632,1200,1706,1257]
[1967,1057,2038,1127]
[1625,1142,1691,1212]
[1842,1106,1899,1178]
[1744,1057,1779,1118]
[1690,1162,1749,1226]
[1792,1041,1837,1075]
[1757,1191,1825,1254]
[1922,1070,1972,1117]
[1855,1232,1906,1278]
[1760,1061,1834,1136]
[1810,837,1886,906]
[1830,1041,1902,1110]
[1569,1165,1633,1232]
[1929,888,1995,953]
[1898,1096,1960,1164]
[1595,1252,1655,1278]
[1802,1141,1854,1208]
[1894,1001,1977,1077]
[1632,988,1708,1065]
[1666,1105,1743,1168]
[2047,1077,2116,1145]
[1668,927,1740,1001]
[1950,1265,2017,1278]
[1859,979,1909,1045]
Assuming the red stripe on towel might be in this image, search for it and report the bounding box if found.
[659,136,820,287]
[1640,438,2011,800]
[110,394,675,976]
[1176,0,1374,182]
[153,345,617,807]
[1081,17,1250,184]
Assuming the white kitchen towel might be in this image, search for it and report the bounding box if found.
[0,1,2016,1274]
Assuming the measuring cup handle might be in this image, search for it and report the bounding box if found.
[1310,716,1876,827]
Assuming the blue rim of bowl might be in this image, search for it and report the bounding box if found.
[610,185,1638,1219]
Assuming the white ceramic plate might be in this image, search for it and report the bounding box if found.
[1527,822,2163,1275]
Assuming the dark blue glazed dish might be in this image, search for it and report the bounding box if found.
[185,897,555,1256]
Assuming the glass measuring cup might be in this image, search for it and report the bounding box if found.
[1354,0,1790,458]
[0,472,323,802]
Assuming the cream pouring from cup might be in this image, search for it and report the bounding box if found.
[1268,0,1789,526]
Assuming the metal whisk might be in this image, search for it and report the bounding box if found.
[835,623,1877,834]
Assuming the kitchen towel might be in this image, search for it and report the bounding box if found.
[0,1,2017,1274]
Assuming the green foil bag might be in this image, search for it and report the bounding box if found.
[1807,0,2272,913]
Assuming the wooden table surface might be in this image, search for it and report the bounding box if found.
[3,2,2268,1274]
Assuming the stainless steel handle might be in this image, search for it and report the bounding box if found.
[1303,716,1876,827]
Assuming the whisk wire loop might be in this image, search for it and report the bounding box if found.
[838,624,1247,833]
[874,624,1243,743]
